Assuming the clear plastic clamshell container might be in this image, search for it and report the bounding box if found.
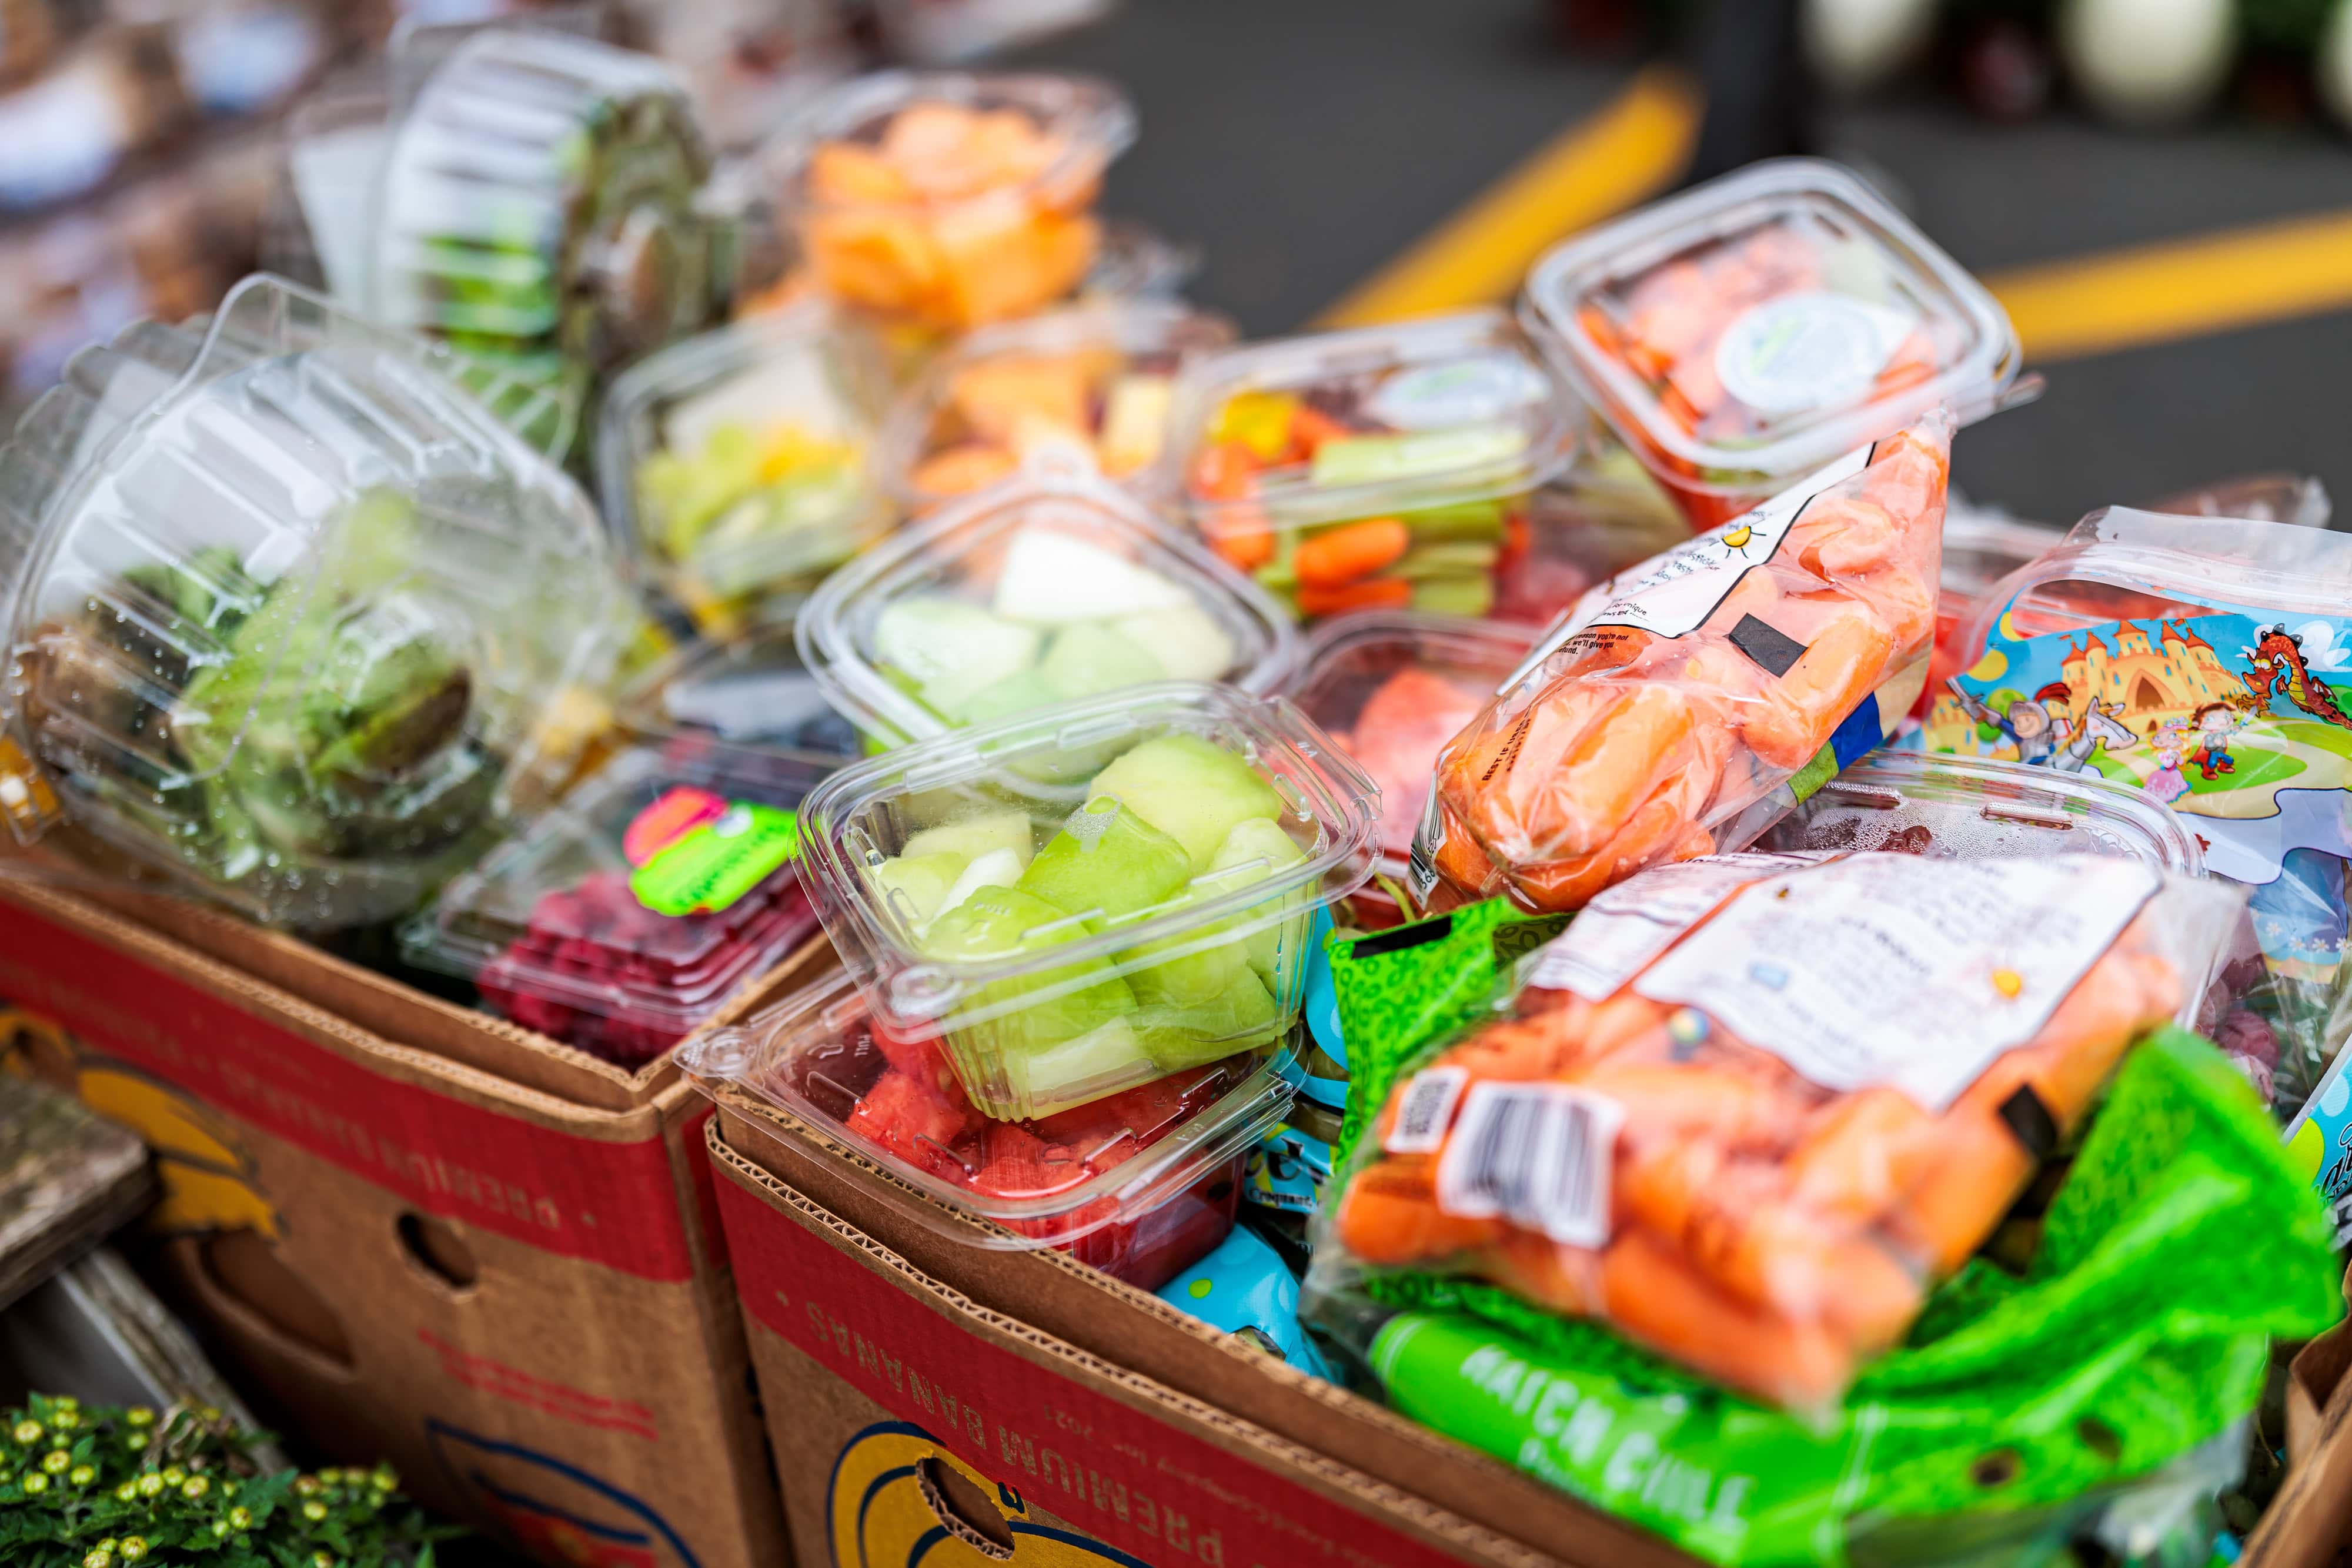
[1762,749,2206,871]
[368,29,720,453]
[403,746,823,1065]
[598,301,893,634]
[1522,159,2022,530]
[0,275,627,930]
[615,616,864,777]
[762,70,1134,333]
[1162,307,1579,624]
[1280,611,1538,881]
[797,462,1300,748]
[677,967,1288,1288]
[883,299,1234,509]
[794,681,1381,1121]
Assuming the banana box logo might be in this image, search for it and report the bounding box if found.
[828,1421,1146,1568]
[426,1420,694,1567]
[0,1002,281,1241]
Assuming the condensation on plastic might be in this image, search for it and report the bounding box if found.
[1416,414,1953,915]
[797,462,1301,748]
[880,298,1234,510]
[1308,852,2244,1414]
[756,70,1135,332]
[1763,750,2206,872]
[367,28,719,455]
[401,747,823,1062]
[1162,303,1581,545]
[596,299,893,630]
[1521,159,2020,526]
[677,965,1288,1287]
[614,616,864,777]
[794,681,1379,1121]
[0,274,626,930]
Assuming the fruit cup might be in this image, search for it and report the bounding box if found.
[1522,159,2022,531]
[1277,612,1538,925]
[599,300,894,634]
[794,682,1381,1121]
[883,299,1233,508]
[1162,307,1579,623]
[762,70,1134,335]
[797,462,1299,748]
[0,275,627,930]
[678,967,1290,1289]
[402,747,826,1065]
[615,617,866,779]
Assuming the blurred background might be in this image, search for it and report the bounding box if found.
[4,0,2345,536]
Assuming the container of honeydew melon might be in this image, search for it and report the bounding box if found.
[796,457,1299,750]
[795,682,1381,1121]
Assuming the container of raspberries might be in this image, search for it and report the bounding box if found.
[402,748,829,1065]
[679,968,1289,1288]
[792,682,1379,1122]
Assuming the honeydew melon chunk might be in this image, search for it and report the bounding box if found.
[1017,797,1191,923]
[1120,912,1254,1007]
[903,810,1035,868]
[933,847,1026,924]
[1004,1014,1157,1111]
[871,851,966,930]
[950,669,1060,727]
[922,886,1135,1060]
[1037,621,1165,701]
[992,528,1192,626]
[1133,972,1282,1070]
[874,596,1041,718]
[1112,604,1237,683]
[1085,733,1285,870]
[1207,815,1312,988]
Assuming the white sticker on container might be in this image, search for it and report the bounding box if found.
[1525,851,1836,1002]
[1384,1065,1470,1155]
[1366,352,1548,432]
[1714,291,1918,417]
[1434,1080,1622,1248]
[1495,441,1873,697]
[1633,853,2161,1110]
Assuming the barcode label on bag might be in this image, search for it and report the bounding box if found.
[1435,1082,1622,1247]
[1384,1066,1469,1155]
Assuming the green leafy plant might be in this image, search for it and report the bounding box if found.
[0,1393,456,1567]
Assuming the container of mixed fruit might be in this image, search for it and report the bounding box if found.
[881,299,1232,507]
[1521,158,2022,530]
[615,617,864,780]
[0,276,627,930]
[403,747,826,1065]
[679,967,1288,1288]
[366,29,724,460]
[763,70,1134,335]
[1278,611,1538,927]
[794,683,1380,1122]
[1162,307,1578,624]
[797,462,1298,748]
[600,300,893,634]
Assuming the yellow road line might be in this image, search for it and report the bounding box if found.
[1315,65,1703,328]
[1987,208,2352,362]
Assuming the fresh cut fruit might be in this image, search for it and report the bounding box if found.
[1086,733,1288,868]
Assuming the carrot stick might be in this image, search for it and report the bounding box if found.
[1297,576,1412,617]
[1210,514,1276,571]
[1295,518,1412,588]
[1290,404,1355,457]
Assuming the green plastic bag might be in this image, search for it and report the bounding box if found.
[1358,1028,2341,1567]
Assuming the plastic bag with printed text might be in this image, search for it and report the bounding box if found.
[1927,510,2352,1133]
[1413,414,1951,916]
[1309,849,2244,1415]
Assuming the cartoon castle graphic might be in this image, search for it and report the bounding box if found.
[2057,620,2244,731]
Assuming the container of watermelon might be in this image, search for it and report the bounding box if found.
[1276,612,1538,928]
[599,299,894,637]
[793,682,1381,1121]
[796,460,1299,750]
[402,747,824,1065]
[679,967,1289,1289]
[1160,306,1579,624]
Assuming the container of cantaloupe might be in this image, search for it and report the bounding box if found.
[791,683,1381,1121]
[796,461,1299,750]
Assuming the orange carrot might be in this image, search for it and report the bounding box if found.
[1290,404,1355,457]
[1297,576,1412,617]
[1295,518,1411,588]
[1191,439,1260,502]
[1210,514,1276,571]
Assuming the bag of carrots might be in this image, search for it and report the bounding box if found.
[1412,414,1953,917]
[1312,849,2243,1415]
